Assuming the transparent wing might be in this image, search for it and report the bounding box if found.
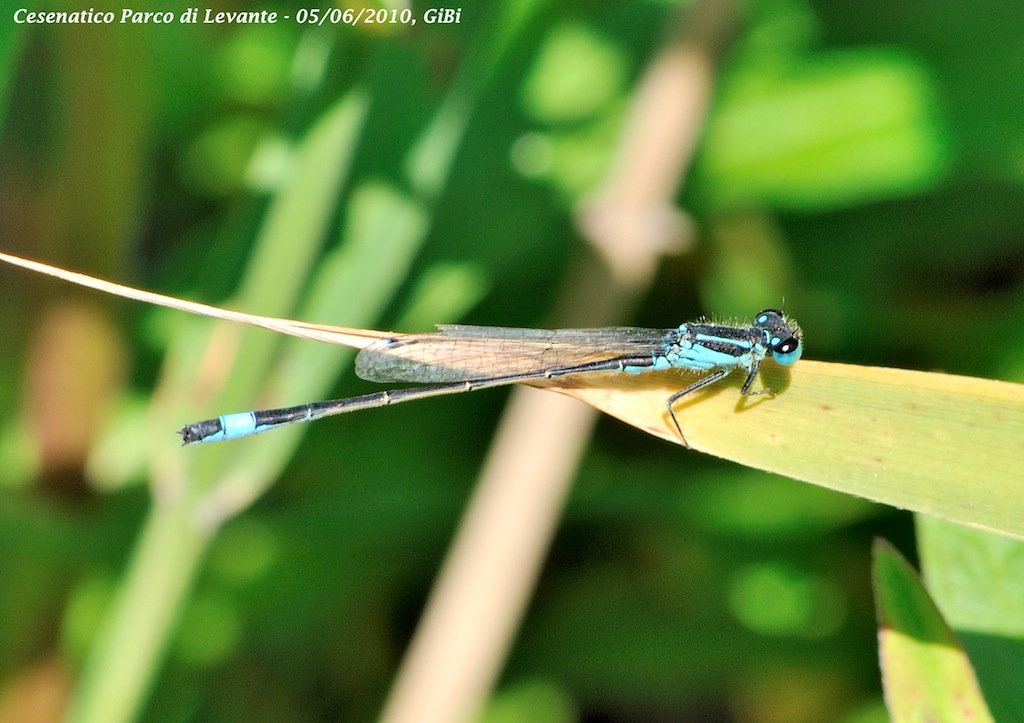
[354,324,675,383]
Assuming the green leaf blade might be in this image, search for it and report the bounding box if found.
[872,539,994,723]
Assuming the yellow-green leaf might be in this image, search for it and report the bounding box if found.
[551,359,1024,538]
[872,539,993,722]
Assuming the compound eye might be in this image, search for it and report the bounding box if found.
[771,336,802,365]
[775,336,798,354]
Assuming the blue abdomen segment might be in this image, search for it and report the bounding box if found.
[221,412,260,440]
[187,410,295,443]
[186,412,261,443]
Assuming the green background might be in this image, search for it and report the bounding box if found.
[1,0,1022,721]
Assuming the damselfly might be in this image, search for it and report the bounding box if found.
[179,310,802,445]
[0,251,802,447]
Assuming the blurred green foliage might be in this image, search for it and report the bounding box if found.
[1,0,1023,721]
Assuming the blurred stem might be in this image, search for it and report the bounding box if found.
[64,501,208,723]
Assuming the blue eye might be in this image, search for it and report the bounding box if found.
[772,337,802,366]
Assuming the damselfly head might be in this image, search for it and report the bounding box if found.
[754,309,802,366]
